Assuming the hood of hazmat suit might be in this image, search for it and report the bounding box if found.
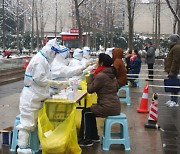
[17,38,61,131]
[83,46,91,59]
[81,47,91,66]
[69,48,83,67]
[105,48,114,58]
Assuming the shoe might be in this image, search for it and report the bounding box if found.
[165,100,172,106]
[79,139,94,147]
[92,136,100,143]
[168,101,176,107]
[174,103,179,107]
[17,148,33,154]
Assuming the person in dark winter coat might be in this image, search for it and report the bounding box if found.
[125,49,132,72]
[112,48,127,88]
[128,49,142,87]
[145,42,156,81]
[78,53,120,147]
[164,34,180,107]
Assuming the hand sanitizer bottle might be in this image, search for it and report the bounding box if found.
[68,87,74,101]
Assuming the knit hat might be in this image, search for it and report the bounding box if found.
[169,34,180,42]
[99,53,113,67]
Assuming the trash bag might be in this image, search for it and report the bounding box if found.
[38,102,82,154]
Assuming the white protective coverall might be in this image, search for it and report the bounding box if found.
[16,39,67,154]
[50,46,87,94]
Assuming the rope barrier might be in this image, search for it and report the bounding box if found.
[141,69,164,71]
[157,93,180,97]
[127,74,168,77]
[127,77,164,81]
[148,84,180,89]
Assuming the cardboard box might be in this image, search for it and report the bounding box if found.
[0,127,13,145]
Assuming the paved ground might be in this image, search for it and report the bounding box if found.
[0,59,179,154]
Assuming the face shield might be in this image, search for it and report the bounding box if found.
[83,47,91,59]
[73,48,83,60]
[41,38,62,63]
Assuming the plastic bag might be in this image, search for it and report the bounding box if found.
[38,102,82,154]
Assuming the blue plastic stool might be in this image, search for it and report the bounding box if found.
[117,85,131,105]
[135,75,142,87]
[10,115,40,153]
[102,113,131,151]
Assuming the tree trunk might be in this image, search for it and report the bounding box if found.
[2,0,5,51]
[22,15,25,51]
[16,0,20,53]
[74,0,83,48]
[40,0,44,47]
[35,2,39,51]
[104,0,107,50]
[55,0,58,38]
[127,0,134,51]
[31,0,34,52]
[177,0,180,35]
[154,0,158,48]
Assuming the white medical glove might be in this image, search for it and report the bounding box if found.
[48,80,69,87]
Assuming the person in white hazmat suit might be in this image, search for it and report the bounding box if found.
[81,47,96,74]
[50,46,88,94]
[16,38,68,154]
[68,48,84,67]
[81,46,91,66]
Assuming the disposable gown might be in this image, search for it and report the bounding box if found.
[17,39,62,131]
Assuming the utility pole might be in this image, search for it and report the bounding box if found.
[2,0,5,51]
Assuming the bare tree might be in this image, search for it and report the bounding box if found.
[165,0,180,35]
[73,0,87,48]
[127,0,136,50]
[2,0,5,51]
[31,0,35,52]
[54,0,58,37]
[35,1,40,50]
[40,0,44,47]
[16,0,20,53]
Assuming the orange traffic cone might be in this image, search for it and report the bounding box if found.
[24,56,29,70]
[137,84,149,113]
[145,93,159,129]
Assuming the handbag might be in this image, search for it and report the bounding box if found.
[164,77,180,92]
